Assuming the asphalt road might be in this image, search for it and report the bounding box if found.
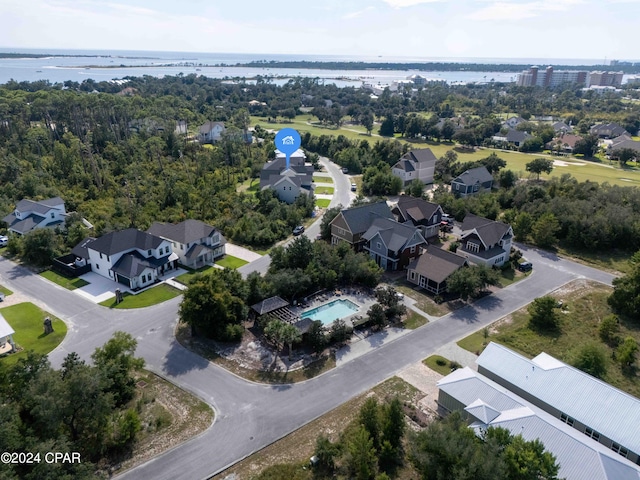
[0,239,616,480]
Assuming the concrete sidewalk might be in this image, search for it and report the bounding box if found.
[225,243,263,263]
[335,327,410,366]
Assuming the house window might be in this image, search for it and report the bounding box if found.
[410,271,416,280]
[96,264,100,270]
[51,213,55,218]
[560,413,574,427]
[494,256,503,264]
[376,242,381,249]
[99,252,103,259]
[148,249,152,255]
[165,246,169,254]
[142,275,146,283]
[410,246,416,254]
[473,184,479,192]
[611,443,629,458]
[181,244,184,250]
[466,242,480,253]
[584,428,600,441]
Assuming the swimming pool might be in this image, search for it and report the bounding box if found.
[301,299,360,325]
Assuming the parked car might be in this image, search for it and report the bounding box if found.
[441,214,454,225]
[0,235,8,247]
[351,183,357,191]
[341,167,349,173]
[518,261,533,272]
[293,225,305,236]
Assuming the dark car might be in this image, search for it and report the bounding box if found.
[293,225,305,236]
[341,167,349,173]
[518,261,533,272]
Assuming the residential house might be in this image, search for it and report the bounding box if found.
[437,365,640,480]
[546,133,583,154]
[492,129,532,147]
[552,121,574,133]
[175,120,187,135]
[391,149,437,186]
[392,195,444,238]
[197,121,226,143]
[259,149,315,204]
[451,166,493,198]
[607,134,640,158]
[476,342,640,467]
[458,214,512,267]
[71,229,177,290]
[148,219,225,269]
[0,312,16,354]
[406,246,468,294]
[361,216,427,271]
[2,197,67,236]
[590,123,628,139]
[504,116,527,129]
[330,201,394,251]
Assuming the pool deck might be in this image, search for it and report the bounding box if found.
[290,288,378,329]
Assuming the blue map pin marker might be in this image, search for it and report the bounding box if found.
[275,128,301,170]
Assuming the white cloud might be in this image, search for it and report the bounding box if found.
[342,6,376,19]
[381,0,444,7]
[468,0,583,21]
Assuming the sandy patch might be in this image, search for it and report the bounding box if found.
[553,160,586,167]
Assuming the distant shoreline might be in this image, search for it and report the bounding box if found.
[0,52,160,60]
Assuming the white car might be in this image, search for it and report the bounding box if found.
[0,235,8,247]
[351,183,357,191]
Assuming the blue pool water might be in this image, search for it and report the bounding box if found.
[301,299,360,325]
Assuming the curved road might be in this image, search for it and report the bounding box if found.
[0,158,617,479]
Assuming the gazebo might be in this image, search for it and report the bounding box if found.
[0,312,15,355]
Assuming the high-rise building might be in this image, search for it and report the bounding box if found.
[516,66,587,87]
[587,71,625,88]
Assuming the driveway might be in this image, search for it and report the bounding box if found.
[224,243,263,263]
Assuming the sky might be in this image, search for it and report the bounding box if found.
[0,0,638,62]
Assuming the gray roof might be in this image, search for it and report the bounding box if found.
[111,251,167,278]
[198,121,225,134]
[184,243,213,261]
[461,214,512,248]
[553,121,573,133]
[71,237,96,259]
[337,201,393,235]
[408,245,467,283]
[393,195,441,224]
[591,123,628,137]
[362,217,423,253]
[505,129,532,143]
[477,342,640,458]
[609,138,640,154]
[439,367,640,480]
[251,296,289,315]
[84,228,164,256]
[452,166,493,187]
[148,220,222,245]
[2,213,46,234]
[14,196,64,215]
[392,159,415,172]
[401,148,437,165]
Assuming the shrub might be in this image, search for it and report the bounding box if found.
[598,314,620,346]
[435,358,447,367]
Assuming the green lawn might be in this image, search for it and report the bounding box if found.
[315,186,334,195]
[216,255,249,269]
[403,311,429,329]
[0,303,67,366]
[423,355,459,375]
[457,281,640,397]
[313,175,334,184]
[175,265,215,285]
[251,114,371,143]
[0,284,12,296]
[40,270,90,290]
[497,267,528,287]
[237,178,260,196]
[100,284,182,309]
[315,198,331,208]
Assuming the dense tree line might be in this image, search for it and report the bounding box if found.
[0,332,144,479]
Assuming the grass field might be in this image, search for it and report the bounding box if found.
[251,114,373,143]
[0,284,12,296]
[100,284,181,309]
[403,310,429,329]
[457,280,640,398]
[315,198,331,208]
[0,302,67,366]
[237,177,260,196]
[314,186,334,195]
[216,255,249,269]
[40,270,90,290]
[313,175,333,184]
[175,265,214,285]
[423,355,457,375]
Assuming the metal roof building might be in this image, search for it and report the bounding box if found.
[438,367,640,480]
[476,342,640,465]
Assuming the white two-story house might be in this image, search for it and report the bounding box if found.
[197,121,226,143]
[457,214,513,267]
[2,197,67,236]
[148,219,226,269]
[391,149,437,186]
[72,229,177,290]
